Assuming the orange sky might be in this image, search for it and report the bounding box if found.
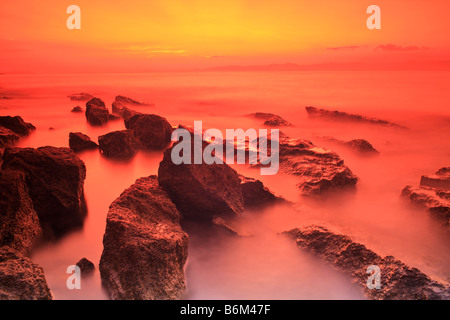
[1,0,449,73]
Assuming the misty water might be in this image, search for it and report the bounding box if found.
[1,71,449,299]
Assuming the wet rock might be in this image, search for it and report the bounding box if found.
[0,116,36,136]
[0,127,20,150]
[158,138,245,220]
[85,98,109,126]
[68,92,94,101]
[248,112,292,127]
[115,95,151,106]
[1,147,87,238]
[108,113,121,121]
[125,114,173,149]
[305,106,407,129]
[318,136,379,154]
[99,176,189,300]
[284,225,450,300]
[71,106,83,113]
[76,258,95,275]
[111,101,141,120]
[420,167,450,190]
[98,130,137,159]
[69,132,98,152]
[0,170,41,254]
[0,246,52,300]
[238,174,283,207]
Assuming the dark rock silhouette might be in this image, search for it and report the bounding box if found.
[318,136,379,154]
[1,147,87,238]
[85,98,109,126]
[420,167,450,190]
[111,101,141,120]
[99,176,188,300]
[284,225,450,300]
[0,116,36,136]
[68,92,94,101]
[69,132,98,152]
[125,114,172,150]
[0,127,20,151]
[248,112,292,127]
[238,174,284,207]
[98,130,137,159]
[0,246,52,300]
[71,106,83,113]
[0,170,41,254]
[115,95,152,106]
[305,106,407,129]
[76,258,95,275]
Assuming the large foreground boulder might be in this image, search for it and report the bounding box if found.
[1,147,87,237]
[284,225,450,300]
[85,98,109,126]
[0,246,52,300]
[98,130,137,159]
[69,132,98,152]
[0,116,36,136]
[125,114,172,149]
[99,176,188,300]
[0,170,41,254]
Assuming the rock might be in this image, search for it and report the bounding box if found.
[68,92,94,101]
[158,138,245,220]
[0,170,41,254]
[108,113,121,121]
[111,101,141,120]
[85,98,109,126]
[99,175,189,300]
[48,127,54,131]
[305,106,407,129]
[0,116,36,136]
[346,139,379,154]
[248,112,292,127]
[212,217,253,237]
[125,114,173,150]
[98,130,137,159]
[0,127,20,150]
[1,147,87,237]
[71,106,83,113]
[238,174,283,207]
[69,132,98,152]
[420,167,450,190]
[284,225,450,300]
[114,95,151,106]
[0,246,52,300]
[76,258,95,275]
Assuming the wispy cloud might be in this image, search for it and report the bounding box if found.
[375,44,429,51]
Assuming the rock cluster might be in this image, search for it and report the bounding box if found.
[247,112,292,127]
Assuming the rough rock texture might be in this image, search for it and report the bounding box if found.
[76,258,95,275]
[71,106,83,113]
[284,225,450,300]
[98,130,137,159]
[305,106,406,129]
[158,138,245,220]
[0,170,41,254]
[0,126,19,150]
[0,116,36,136]
[346,139,379,154]
[0,246,52,300]
[69,132,98,152]
[108,113,121,121]
[420,167,450,190]
[85,98,109,126]
[111,101,141,120]
[238,174,283,207]
[1,147,87,237]
[68,92,94,101]
[248,112,292,127]
[125,114,172,150]
[115,95,151,106]
[99,176,189,300]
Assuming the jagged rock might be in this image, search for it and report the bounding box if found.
[99,176,188,300]
[0,127,20,150]
[0,246,52,300]
[238,174,283,207]
[305,106,407,129]
[1,147,87,237]
[68,92,94,101]
[125,114,172,149]
[98,130,137,159]
[71,106,83,113]
[115,95,151,106]
[0,170,41,254]
[284,225,450,300]
[420,167,450,190]
[346,139,379,154]
[76,258,95,275]
[158,138,244,220]
[108,114,121,121]
[0,116,36,136]
[111,101,141,120]
[69,132,98,152]
[85,98,109,126]
[248,112,292,127]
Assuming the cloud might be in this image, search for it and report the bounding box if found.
[327,45,363,51]
[375,44,430,51]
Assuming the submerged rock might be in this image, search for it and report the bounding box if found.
[98,130,137,159]
[76,258,95,275]
[284,225,450,300]
[68,92,94,101]
[305,106,407,129]
[85,98,109,126]
[0,246,52,300]
[99,176,188,300]
[1,147,87,238]
[71,106,83,113]
[0,116,36,136]
[125,114,172,150]
[248,112,292,127]
[69,132,98,152]
[111,101,141,120]
[0,170,41,254]
[238,174,283,208]
[115,95,151,106]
